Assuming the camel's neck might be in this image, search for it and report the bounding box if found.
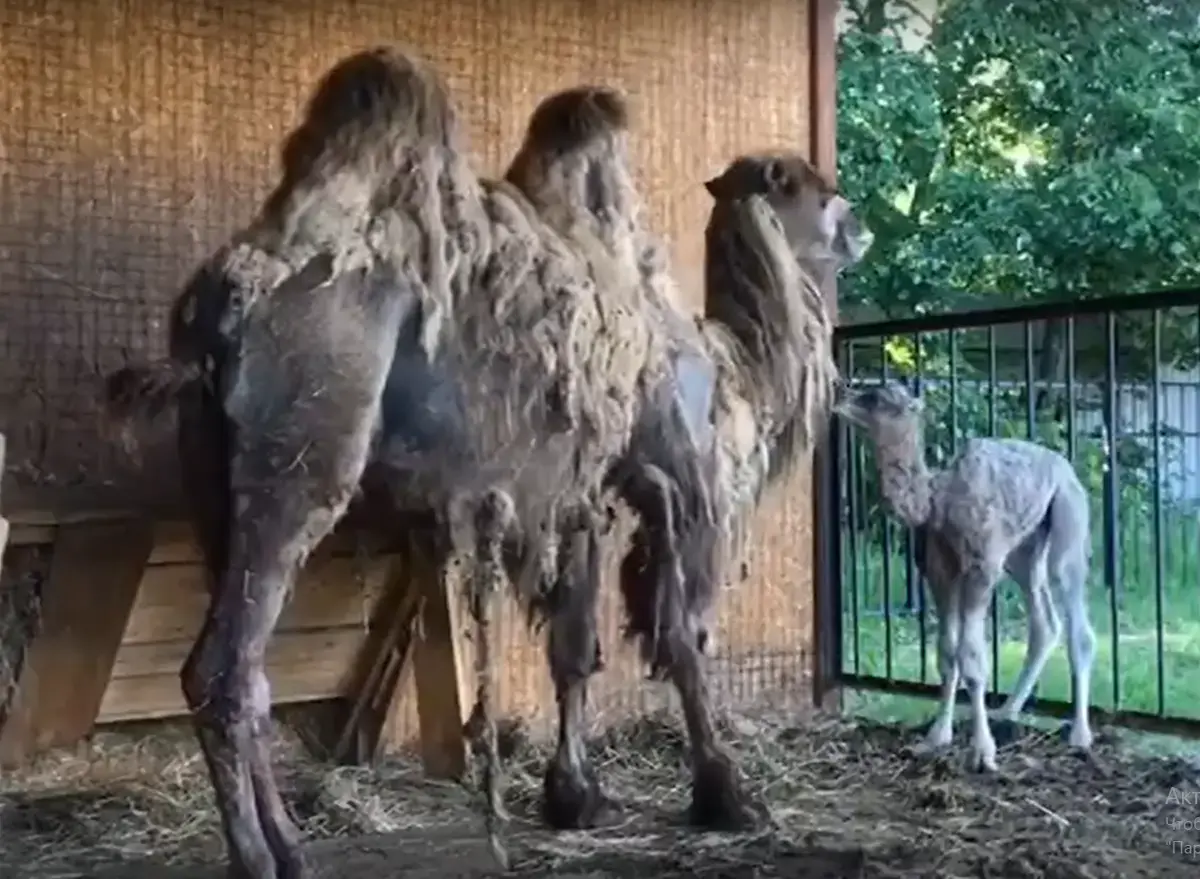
[874,434,934,527]
[703,203,838,479]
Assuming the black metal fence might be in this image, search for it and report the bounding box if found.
[822,287,1200,737]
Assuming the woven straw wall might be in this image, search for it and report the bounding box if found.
[0,0,818,741]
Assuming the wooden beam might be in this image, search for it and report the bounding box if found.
[331,551,423,764]
[0,519,154,765]
[411,546,469,779]
[809,0,845,713]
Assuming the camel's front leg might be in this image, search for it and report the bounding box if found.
[543,516,609,829]
[955,563,1003,773]
[916,580,960,755]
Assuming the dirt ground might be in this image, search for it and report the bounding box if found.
[1,710,1197,878]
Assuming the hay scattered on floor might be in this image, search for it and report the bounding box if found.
[1,710,1198,877]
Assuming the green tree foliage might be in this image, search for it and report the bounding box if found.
[838,0,1200,375]
[836,1,1200,561]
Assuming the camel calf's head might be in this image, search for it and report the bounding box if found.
[834,380,924,445]
[704,152,873,272]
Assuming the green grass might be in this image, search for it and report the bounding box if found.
[838,508,1200,722]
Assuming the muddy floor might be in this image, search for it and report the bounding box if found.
[2,711,1197,878]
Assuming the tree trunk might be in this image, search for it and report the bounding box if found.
[1033,318,1067,420]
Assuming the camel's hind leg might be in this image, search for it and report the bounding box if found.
[542,510,608,829]
[181,420,375,879]
[179,275,399,878]
[991,531,1059,745]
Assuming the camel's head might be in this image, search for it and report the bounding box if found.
[704,152,872,274]
[833,380,924,444]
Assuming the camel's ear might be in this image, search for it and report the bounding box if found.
[762,158,787,190]
[704,174,726,199]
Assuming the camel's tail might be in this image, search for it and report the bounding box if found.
[469,489,516,871]
[101,358,202,451]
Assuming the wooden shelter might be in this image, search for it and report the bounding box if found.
[0,0,840,774]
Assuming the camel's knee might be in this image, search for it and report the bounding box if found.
[181,631,268,729]
[549,609,603,683]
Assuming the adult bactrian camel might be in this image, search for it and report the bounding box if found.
[103,46,870,878]
[504,92,872,828]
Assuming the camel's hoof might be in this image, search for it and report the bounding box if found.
[913,720,952,756]
[689,754,768,831]
[966,745,998,773]
[543,759,609,830]
[276,850,312,879]
[989,718,1022,747]
[1059,720,1094,751]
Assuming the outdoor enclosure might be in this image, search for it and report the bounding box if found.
[0,0,838,768]
[826,287,1200,738]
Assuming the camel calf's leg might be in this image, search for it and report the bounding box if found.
[954,563,1003,773]
[917,581,960,754]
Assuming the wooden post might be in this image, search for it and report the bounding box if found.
[809,0,845,713]
[411,548,469,779]
[0,434,8,580]
[0,519,154,765]
[331,552,423,765]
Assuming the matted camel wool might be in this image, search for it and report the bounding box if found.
[0,0,821,744]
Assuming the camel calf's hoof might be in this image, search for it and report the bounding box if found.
[1059,720,1094,751]
[689,754,768,831]
[966,744,998,774]
[543,759,609,830]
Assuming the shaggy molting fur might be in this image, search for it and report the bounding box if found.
[101,48,666,877]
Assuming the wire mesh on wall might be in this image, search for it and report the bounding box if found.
[0,0,817,733]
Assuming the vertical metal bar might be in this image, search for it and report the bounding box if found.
[1023,321,1038,708]
[949,329,960,454]
[1024,321,1036,440]
[846,342,862,676]
[817,349,846,706]
[1066,318,1077,465]
[854,413,870,669]
[1151,310,1166,717]
[905,332,924,614]
[1103,312,1121,711]
[911,332,925,680]
[987,326,1000,695]
[881,337,893,680]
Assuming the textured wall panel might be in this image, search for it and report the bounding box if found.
[1,0,816,734]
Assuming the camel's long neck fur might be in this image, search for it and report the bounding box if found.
[703,197,838,483]
[873,430,934,527]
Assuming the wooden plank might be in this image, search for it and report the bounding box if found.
[411,547,469,779]
[9,515,395,561]
[332,554,423,763]
[123,556,390,645]
[0,520,155,766]
[808,0,843,713]
[98,628,366,722]
[110,628,368,680]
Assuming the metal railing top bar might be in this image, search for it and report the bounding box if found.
[835,286,1200,341]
